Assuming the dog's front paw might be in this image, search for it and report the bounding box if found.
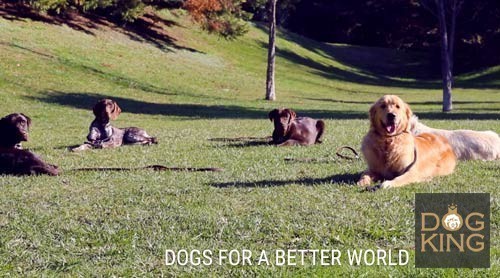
[380,181,393,189]
[357,175,372,186]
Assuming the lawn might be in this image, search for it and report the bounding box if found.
[0,8,499,276]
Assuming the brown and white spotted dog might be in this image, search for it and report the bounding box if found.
[71,99,157,151]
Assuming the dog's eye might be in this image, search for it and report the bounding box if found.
[380,104,386,109]
[396,105,400,109]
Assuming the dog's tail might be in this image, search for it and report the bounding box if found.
[315,120,325,143]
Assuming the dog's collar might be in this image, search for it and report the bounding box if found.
[401,147,417,175]
[95,121,111,128]
[385,130,409,137]
[372,128,409,138]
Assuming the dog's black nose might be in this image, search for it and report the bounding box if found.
[387,113,396,121]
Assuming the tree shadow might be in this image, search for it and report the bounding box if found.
[28,91,266,119]
[455,68,500,88]
[0,2,101,36]
[255,24,500,90]
[3,42,185,97]
[302,98,500,120]
[0,2,200,53]
[28,91,372,120]
[121,11,199,53]
[414,112,499,120]
[305,97,500,106]
[210,172,361,188]
[270,43,440,90]
[29,91,499,120]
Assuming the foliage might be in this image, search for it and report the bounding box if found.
[22,0,249,37]
[25,0,147,21]
[24,0,183,21]
[282,0,500,72]
[242,0,300,24]
[184,0,249,39]
[27,0,68,14]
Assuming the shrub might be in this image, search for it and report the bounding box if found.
[184,0,249,39]
[26,0,147,21]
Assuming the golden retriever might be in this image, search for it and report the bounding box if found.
[410,115,500,161]
[358,95,457,190]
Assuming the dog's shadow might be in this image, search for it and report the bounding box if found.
[211,172,361,188]
[209,137,272,148]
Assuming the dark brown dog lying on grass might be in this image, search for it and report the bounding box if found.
[0,113,59,176]
[71,99,158,151]
[268,108,325,146]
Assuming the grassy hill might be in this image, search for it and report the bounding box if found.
[0,8,499,276]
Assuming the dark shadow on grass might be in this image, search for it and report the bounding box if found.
[120,12,200,53]
[217,141,272,148]
[2,43,209,98]
[272,45,440,90]
[209,136,272,147]
[28,91,369,119]
[211,172,361,188]
[305,97,500,106]
[28,91,266,119]
[4,43,180,96]
[302,98,499,120]
[29,91,498,120]
[30,90,271,119]
[414,112,499,120]
[254,24,500,90]
[0,2,200,53]
[0,1,99,36]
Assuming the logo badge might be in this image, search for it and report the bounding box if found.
[415,193,490,268]
[442,204,463,231]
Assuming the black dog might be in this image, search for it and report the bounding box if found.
[0,113,59,176]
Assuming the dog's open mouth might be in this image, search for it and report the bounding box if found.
[382,121,397,134]
[386,123,396,134]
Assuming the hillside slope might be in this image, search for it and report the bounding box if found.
[1,8,498,117]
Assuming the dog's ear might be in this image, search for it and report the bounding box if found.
[404,102,413,131]
[285,109,297,121]
[93,99,106,118]
[109,100,121,120]
[21,113,32,129]
[268,109,280,122]
[405,102,413,120]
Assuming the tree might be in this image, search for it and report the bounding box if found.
[265,0,277,101]
[421,0,464,112]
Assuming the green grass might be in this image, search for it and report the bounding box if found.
[0,8,499,276]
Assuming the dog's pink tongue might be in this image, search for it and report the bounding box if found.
[386,124,396,134]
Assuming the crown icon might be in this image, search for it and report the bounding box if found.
[448,204,458,213]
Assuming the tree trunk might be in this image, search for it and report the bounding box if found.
[449,0,457,73]
[437,0,453,112]
[265,0,277,101]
